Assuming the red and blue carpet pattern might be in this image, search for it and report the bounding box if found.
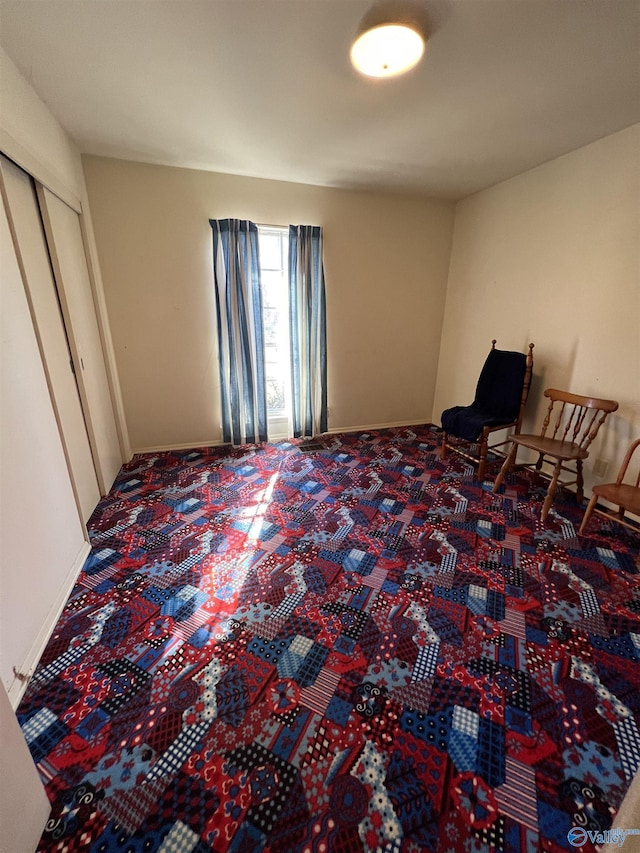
[18,425,640,852]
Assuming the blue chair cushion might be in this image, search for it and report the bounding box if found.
[441,405,518,442]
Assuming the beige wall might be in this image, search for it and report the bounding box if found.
[82,156,455,452]
[0,47,83,207]
[434,124,640,492]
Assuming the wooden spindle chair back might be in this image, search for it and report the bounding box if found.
[540,389,618,453]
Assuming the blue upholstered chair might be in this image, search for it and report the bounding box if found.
[440,340,534,482]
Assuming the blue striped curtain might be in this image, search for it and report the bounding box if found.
[210,219,267,445]
[289,225,327,438]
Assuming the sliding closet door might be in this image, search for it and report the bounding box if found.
[37,186,122,494]
[0,155,100,522]
[1,185,87,695]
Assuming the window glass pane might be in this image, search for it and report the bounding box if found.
[261,271,282,308]
[258,226,290,420]
[260,233,283,270]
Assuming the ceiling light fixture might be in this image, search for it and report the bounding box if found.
[350,3,426,78]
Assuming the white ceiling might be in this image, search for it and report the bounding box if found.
[1,0,638,200]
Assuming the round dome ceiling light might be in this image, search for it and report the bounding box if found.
[350,21,425,78]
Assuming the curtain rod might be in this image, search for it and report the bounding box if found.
[257,223,322,230]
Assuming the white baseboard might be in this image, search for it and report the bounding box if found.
[132,438,227,455]
[132,422,436,456]
[327,419,434,435]
[8,540,91,710]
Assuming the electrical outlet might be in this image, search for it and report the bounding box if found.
[593,458,609,478]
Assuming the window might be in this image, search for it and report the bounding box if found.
[258,225,291,438]
[211,218,326,444]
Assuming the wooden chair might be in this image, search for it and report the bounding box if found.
[441,340,534,482]
[492,389,619,523]
[579,438,640,534]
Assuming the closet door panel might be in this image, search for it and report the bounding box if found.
[1,188,86,693]
[38,186,122,494]
[0,156,100,523]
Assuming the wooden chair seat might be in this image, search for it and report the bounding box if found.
[579,438,640,534]
[592,483,640,516]
[493,388,618,524]
[508,434,590,462]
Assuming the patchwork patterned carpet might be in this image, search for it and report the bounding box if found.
[18,425,640,853]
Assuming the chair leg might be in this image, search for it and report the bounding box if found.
[541,459,563,523]
[492,442,518,493]
[579,493,598,534]
[477,430,489,483]
[441,432,448,461]
[576,459,584,506]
